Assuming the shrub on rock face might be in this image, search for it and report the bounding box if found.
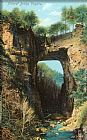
[82,25,87,44]
[77,102,87,126]
[71,69,87,107]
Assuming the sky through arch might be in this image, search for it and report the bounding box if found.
[38,60,64,74]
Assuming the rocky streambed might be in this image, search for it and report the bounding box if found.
[35,111,87,140]
[36,119,76,140]
[43,122,76,140]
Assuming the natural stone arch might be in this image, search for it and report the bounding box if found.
[31,47,76,117]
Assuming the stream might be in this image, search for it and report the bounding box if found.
[43,123,76,140]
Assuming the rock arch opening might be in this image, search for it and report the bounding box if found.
[37,60,64,116]
[34,48,76,118]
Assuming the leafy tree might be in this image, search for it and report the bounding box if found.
[9,8,22,27]
[48,23,59,35]
[82,25,87,44]
[54,71,64,86]
[75,5,87,24]
[2,8,39,29]
[48,22,69,36]
[62,6,76,30]
[38,63,50,77]
[61,7,68,23]
[1,10,10,22]
[18,10,27,29]
[67,6,76,30]
[71,69,87,107]
[61,5,87,31]
[82,16,87,44]
[56,22,62,35]
[61,7,69,33]
[24,11,39,28]
[59,23,69,34]
[34,26,47,36]
[48,22,62,35]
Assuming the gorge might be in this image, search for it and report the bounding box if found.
[1,22,87,140]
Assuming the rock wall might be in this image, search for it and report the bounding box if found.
[1,23,86,117]
[68,45,87,73]
[1,23,43,118]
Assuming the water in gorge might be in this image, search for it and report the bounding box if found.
[43,123,76,140]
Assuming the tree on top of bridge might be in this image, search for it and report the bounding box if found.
[48,22,69,36]
[66,6,76,30]
[75,5,87,24]
[61,5,87,29]
[48,22,61,35]
[34,26,48,36]
[61,6,76,30]
[59,23,70,34]
[61,7,68,24]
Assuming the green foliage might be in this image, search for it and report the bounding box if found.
[61,5,87,33]
[82,26,87,44]
[34,26,47,36]
[62,5,87,25]
[1,5,87,28]
[0,41,5,56]
[54,71,64,86]
[9,8,22,25]
[75,5,87,24]
[71,69,87,107]
[59,23,69,33]
[1,10,10,22]
[76,102,87,127]
[1,8,39,29]
[48,22,69,35]
[67,6,76,28]
[75,5,87,45]
[24,11,39,28]
[62,6,76,30]
[1,5,87,44]
[37,62,64,86]
[82,20,87,44]
[48,23,59,35]
[9,8,29,29]
[61,7,68,22]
